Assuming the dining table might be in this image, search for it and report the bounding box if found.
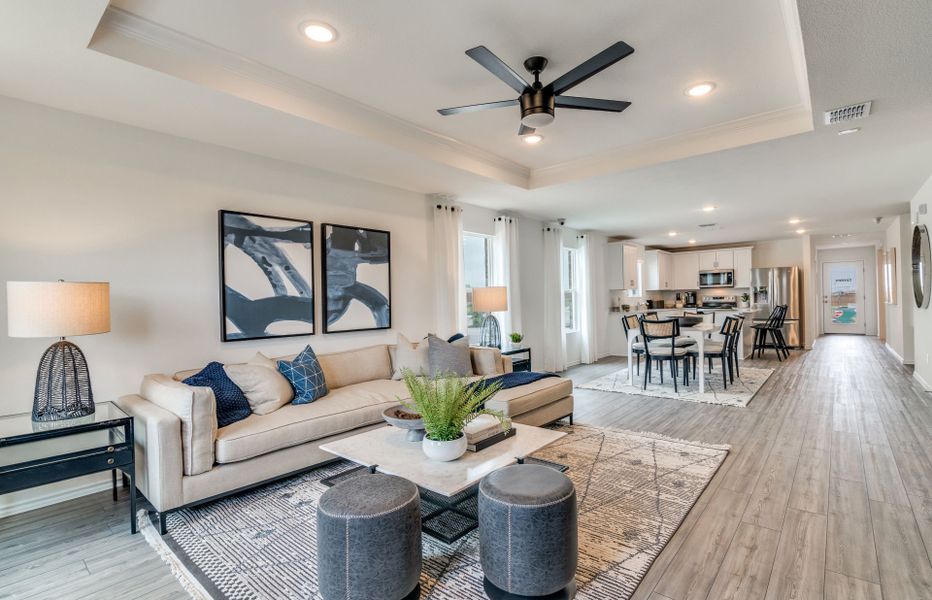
[626,321,717,393]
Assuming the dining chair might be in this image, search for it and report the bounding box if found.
[688,316,737,390]
[639,317,691,392]
[728,314,746,381]
[621,314,645,376]
[751,305,789,360]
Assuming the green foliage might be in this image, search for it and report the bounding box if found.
[399,370,510,442]
[509,332,523,343]
[740,292,750,302]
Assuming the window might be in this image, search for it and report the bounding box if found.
[562,247,579,331]
[463,232,493,337]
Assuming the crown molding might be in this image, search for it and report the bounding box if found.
[90,7,531,189]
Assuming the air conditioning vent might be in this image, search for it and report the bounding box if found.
[698,223,718,228]
[824,101,872,125]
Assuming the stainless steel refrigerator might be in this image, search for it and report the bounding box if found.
[750,266,801,348]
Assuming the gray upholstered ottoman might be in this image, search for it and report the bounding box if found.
[316,472,422,600]
[479,464,578,598]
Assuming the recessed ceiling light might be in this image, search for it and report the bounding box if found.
[685,82,716,97]
[837,127,860,136]
[702,206,716,212]
[522,134,543,145]
[302,21,337,43]
[668,231,678,237]
[688,239,697,244]
[788,218,801,224]
[796,228,806,234]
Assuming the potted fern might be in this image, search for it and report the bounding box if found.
[399,369,510,461]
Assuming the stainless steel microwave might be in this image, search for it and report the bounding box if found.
[699,270,734,288]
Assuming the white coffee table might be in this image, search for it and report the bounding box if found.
[319,423,566,542]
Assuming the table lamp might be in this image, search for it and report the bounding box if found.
[7,281,110,421]
[472,286,507,348]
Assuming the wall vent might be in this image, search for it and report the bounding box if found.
[698,223,718,228]
[824,101,872,125]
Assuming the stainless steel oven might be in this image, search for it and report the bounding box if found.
[699,270,734,288]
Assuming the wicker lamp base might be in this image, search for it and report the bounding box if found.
[32,340,95,422]
[479,313,502,348]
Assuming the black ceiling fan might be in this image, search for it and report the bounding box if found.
[437,41,634,136]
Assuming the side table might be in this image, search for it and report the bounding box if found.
[0,401,137,533]
[501,346,532,372]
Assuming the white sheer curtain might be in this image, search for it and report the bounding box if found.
[542,224,566,372]
[432,200,465,338]
[578,233,605,364]
[492,215,522,340]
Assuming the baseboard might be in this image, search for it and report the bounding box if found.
[885,343,905,364]
[0,474,110,519]
[914,370,932,392]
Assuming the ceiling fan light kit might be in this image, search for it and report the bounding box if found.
[438,42,634,136]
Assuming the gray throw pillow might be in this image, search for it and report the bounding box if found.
[427,334,472,377]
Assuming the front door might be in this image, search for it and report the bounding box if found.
[822,261,866,334]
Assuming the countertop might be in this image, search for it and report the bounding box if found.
[616,307,759,315]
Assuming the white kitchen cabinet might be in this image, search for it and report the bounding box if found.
[606,242,639,290]
[673,252,699,290]
[733,247,753,288]
[699,250,734,270]
[644,250,674,290]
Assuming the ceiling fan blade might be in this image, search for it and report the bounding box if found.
[555,96,631,112]
[518,123,536,136]
[437,99,518,116]
[548,41,635,96]
[465,46,531,94]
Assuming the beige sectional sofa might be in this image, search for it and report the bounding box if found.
[116,344,573,532]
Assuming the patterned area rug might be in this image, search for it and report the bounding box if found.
[140,424,728,600]
[577,365,774,408]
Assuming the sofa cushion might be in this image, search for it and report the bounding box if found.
[471,347,505,376]
[214,379,410,464]
[318,345,393,389]
[140,374,217,476]
[483,377,573,418]
[225,352,294,415]
[279,346,329,404]
[391,333,429,380]
[182,362,251,428]
[427,334,472,377]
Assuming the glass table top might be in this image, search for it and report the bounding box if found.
[0,402,129,443]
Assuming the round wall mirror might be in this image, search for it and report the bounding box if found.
[913,224,931,309]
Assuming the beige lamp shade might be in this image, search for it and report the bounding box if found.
[7,281,110,338]
[472,286,508,312]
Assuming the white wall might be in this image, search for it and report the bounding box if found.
[910,174,932,390]
[752,237,813,348]
[815,246,879,336]
[884,214,915,363]
[0,97,442,513]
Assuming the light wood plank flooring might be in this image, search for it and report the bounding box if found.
[2,335,931,599]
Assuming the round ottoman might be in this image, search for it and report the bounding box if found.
[479,464,578,598]
[316,472,421,600]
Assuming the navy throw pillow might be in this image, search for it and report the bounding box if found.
[447,333,466,343]
[278,345,329,404]
[183,362,251,428]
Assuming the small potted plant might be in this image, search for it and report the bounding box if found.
[399,370,509,461]
[509,332,523,347]
[738,292,751,308]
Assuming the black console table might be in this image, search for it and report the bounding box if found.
[0,402,137,533]
[502,346,532,372]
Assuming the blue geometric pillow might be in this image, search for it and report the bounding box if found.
[183,361,251,428]
[278,346,328,404]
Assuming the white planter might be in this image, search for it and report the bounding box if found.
[737,300,750,308]
[422,433,467,462]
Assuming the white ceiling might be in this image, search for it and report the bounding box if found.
[0,0,930,247]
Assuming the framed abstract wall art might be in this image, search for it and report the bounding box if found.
[321,223,391,333]
[219,210,315,341]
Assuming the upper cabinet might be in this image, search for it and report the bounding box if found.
[606,242,640,290]
[699,250,734,270]
[644,250,674,290]
[734,247,753,288]
[673,252,700,290]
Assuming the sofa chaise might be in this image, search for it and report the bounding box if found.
[116,344,573,533]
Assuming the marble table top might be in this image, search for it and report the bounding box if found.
[319,423,566,497]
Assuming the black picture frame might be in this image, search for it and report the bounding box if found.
[218,210,315,342]
[320,223,392,334]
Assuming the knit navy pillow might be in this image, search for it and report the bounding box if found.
[183,362,251,428]
[278,345,329,404]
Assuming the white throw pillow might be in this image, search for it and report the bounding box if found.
[224,352,294,415]
[392,333,430,380]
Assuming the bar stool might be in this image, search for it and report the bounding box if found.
[752,305,789,360]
